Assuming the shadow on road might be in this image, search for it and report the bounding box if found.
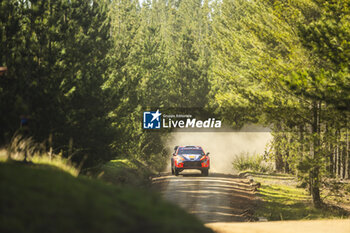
[153,172,256,223]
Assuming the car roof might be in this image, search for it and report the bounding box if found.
[178,146,202,150]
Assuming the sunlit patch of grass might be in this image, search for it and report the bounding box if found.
[254,174,348,220]
[2,152,79,177]
[3,134,79,176]
[108,158,138,169]
[30,153,79,177]
[0,149,8,161]
[259,184,309,203]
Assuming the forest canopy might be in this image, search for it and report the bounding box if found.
[0,0,349,206]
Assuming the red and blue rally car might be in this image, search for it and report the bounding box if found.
[171,146,210,176]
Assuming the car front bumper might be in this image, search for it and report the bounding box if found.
[175,160,209,169]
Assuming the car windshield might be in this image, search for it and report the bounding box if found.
[178,149,204,155]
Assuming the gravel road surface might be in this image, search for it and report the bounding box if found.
[153,170,256,223]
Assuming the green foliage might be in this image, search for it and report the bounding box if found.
[0,0,213,171]
[292,0,350,109]
[209,0,350,207]
[1,0,349,213]
[0,0,115,167]
[232,152,273,173]
[103,0,212,168]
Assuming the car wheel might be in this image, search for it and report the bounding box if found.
[201,169,209,176]
[171,161,174,175]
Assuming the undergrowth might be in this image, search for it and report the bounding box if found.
[232,152,273,173]
[2,134,79,176]
[252,173,349,221]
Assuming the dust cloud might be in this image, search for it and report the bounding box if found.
[166,130,272,174]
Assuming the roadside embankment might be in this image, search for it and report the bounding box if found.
[0,162,213,233]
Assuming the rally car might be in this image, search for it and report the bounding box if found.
[171,146,210,176]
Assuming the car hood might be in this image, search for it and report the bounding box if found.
[180,154,203,161]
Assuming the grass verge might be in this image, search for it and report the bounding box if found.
[1,148,79,176]
[0,162,213,233]
[245,172,349,221]
[86,158,154,187]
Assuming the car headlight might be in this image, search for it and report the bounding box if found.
[177,156,185,163]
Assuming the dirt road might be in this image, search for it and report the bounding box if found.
[206,219,350,233]
[152,170,256,223]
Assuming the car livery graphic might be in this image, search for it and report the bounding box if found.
[171,146,210,176]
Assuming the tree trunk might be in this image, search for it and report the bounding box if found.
[275,151,284,172]
[274,132,284,172]
[310,101,322,207]
[325,124,333,174]
[345,128,349,179]
[285,136,291,173]
[340,136,344,179]
[336,134,339,178]
[333,146,337,176]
